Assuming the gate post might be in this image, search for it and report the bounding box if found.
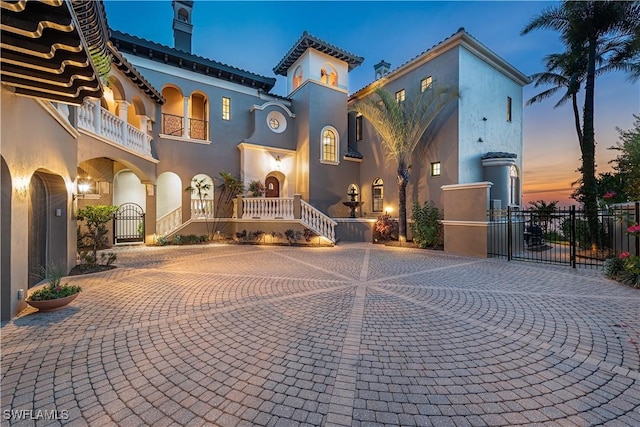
[570,205,576,268]
[441,182,492,258]
[507,206,512,261]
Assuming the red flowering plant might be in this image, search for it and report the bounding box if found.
[374,213,398,241]
[604,250,640,288]
[628,224,640,236]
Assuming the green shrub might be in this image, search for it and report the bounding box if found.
[410,201,443,248]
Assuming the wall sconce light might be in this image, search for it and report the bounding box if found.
[14,177,30,198]
[478,137,483,143]
[75,179,91,200]
[482,117,487,121]
[275,155,281,170]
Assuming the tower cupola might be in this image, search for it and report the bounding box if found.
[374,60,391,80]
[172,0,193,53]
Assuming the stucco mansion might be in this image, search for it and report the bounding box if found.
[1,0,528,319]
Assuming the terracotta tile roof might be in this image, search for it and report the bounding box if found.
[273,31,364,76]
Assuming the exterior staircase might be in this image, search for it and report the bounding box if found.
[156,196,337,243]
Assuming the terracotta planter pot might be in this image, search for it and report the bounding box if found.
[26,293,79,312]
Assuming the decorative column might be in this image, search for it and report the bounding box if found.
[182,96,189,138]
[116,100,130,145]
[93,100,102,133]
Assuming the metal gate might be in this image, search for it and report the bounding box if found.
[488,203,639,268]
[114,203,145,244]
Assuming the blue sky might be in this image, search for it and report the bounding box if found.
[104,1,639,205]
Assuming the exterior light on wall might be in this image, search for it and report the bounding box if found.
[14,176,30,197]
[478,137,483,143]
[275,155,281,170]
[75,178,91,200]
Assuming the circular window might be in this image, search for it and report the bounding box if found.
[266,110,286,134]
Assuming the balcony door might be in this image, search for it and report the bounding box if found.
[265,176,279,198]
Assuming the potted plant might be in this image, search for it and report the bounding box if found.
[248,179,265,197]
[26,262,82,312]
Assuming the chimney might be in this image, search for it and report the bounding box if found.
[172,1,194,53]
[374,60,391,80]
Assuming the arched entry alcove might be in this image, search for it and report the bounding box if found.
[188,173,214,218]
[113,170,146,211]
[156,172,182,219]
[28,170,68,287]
[265,171,286,198]
[1,157,12,320]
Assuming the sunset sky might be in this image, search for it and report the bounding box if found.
[105,1,639,207]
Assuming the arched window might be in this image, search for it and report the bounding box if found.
[509,165,519,206]
[178,8,189,22]
[320,127,338,164]
[189,92,208,140]
[161,86,184,136]
[320,64,338,87]
[293,66,303,89]
[372,178,384,212]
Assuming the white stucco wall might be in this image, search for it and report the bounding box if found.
[457,46,524,184]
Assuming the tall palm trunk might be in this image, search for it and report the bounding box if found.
[582,38,599,248]
[397,165,410,242]
[571,94,583,150]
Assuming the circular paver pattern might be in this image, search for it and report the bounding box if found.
[1,243,639,426]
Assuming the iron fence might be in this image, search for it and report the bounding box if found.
[488,202,639,268]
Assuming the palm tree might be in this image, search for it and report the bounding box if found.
[527,51,586,150]
[522,0,640,247]
[185,177,213,236]
[351,84,458,241]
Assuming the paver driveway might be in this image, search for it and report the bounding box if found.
[1,243,639,426]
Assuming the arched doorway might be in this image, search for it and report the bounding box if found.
[1,157,12,320]
[27,171,68,287]
[265,176,280,198]
[28,174,47,287]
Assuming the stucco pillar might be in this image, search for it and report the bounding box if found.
[93,100,101,133]
[116,100,130,144]
[182,97,189,138]
[138,115,149,135]
[145,184,156,245]
[293,194,301,219]
[441,182,492,258]
[233,195,243,219]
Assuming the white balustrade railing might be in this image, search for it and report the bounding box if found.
[156,207,182,236]
[300,200,337,243]
[191,199,214,219]
[100,106,123,142]
[242,197,294,219]
[77,100,152,158]
[77,100,94,129]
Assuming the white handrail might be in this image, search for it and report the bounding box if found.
[242,197,294,219]
[191,199,214,219]
[156,207,182,236]
[300,200,337,243]
[76,100,153,158]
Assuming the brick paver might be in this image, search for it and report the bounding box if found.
[1,243,639,426]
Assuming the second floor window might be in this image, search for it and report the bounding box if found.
[395,89,405,103]
[356,114,363,141]
[421,76,433,92]
[372,178,384,212]
[222,97,230,121]
[506,96,512,122]
[322,128,337,162]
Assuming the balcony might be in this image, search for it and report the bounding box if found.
[77,100,152,158]
[161,113,208,141]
